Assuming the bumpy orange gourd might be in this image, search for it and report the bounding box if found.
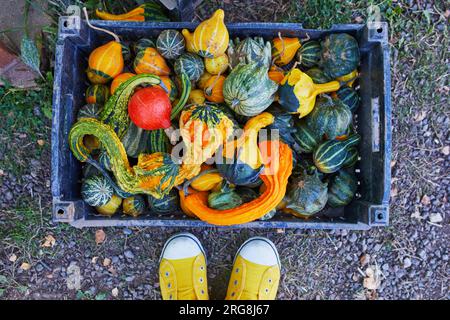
[204,75,225,103]
[110,72,135,94]
[184,9,229,58]
[181,140,293,225]
[133,47,170,76]
[272,37,301,66]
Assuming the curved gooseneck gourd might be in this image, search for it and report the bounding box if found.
[95,3,169,22]
[69,118,200,198]
[180,140,293,225]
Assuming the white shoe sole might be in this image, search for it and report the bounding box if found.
[159,232,207,264]
[233,236,281,269]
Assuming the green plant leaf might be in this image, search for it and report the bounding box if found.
[95,292,107,300]
[0,275,7,284]
[20,36,42,77]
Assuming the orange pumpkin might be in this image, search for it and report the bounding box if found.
[204,75,225,103]
[110,73,135,94]
[133,47,170,76]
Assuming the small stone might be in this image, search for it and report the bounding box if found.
[417,249,427,260]
[349,233,358,243]
[125,276,135,282]
[124,250,135,260]
[374,243,382,252]
[360,253,370,267]
[123,228,132,235]
[403,257,412,269]
[5,191,13,201]
[111,288,119,297]
[112,256,119,264]
[429,213,443,223]
[35,264,44,272]
[382,263,389,271]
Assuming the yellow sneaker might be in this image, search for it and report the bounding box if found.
[159,233,209,300]
[226,237,280,300]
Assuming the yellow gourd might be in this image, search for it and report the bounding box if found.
[181,29,197,53]
[205,54,229,75]
[197,72,213,89]
[191,9,229,58]
[188,89,206,104]
[83,8,123,84]
[337,69,358,87]
[272,36,301,66]
[95,194,122,216]
[133,47,170,76]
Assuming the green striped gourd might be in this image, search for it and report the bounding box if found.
[223,62,278,116]
[336,86,360,113]
[327,169,357,207]
[208,189,243,210]
[100,74,162,138]
[227,37,271,69]
[156,29,185,60]
[297,40,321,68]
[81,174,113,207]
[148,129,170,153]
[343,147,358,167]
[285,170,328,217]
[77,104,102,120]
[132,38,156,55]
[121,122,150,158]
[313,134,361,173]
[148,188,180,214]
[121,43,131,63]
[320,33,360,78]
[85,84,110,105]
[82,163,101,178]
[305,67,332,84]
[306,96,352,140]
[123,195,146,217]
[174,53,204,82]
[293,120,321,153]
[98,150,111,171]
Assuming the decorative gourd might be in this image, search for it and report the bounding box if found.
[259,209,277,221]
[148,188,180,214]
[77,104,102,120]
[343,147,358,168]
[205,54,229,75]
[128,86,172,130]
[180,139,293,225]
[179,187,197,217]
[208,189,243,210]
[305,67,332,84]
[83,8,123,84]
[266,105,298,152]
[156,29,185,60]
[123,195,146,217]
[204,75,225,103]
[174,53,204,82]
[86,84,110,104]
[181,29,196,53]
[69,118,201,198]
[336,86,360,113]
[133,47,171,76]
[235,187,259,203]
[179,104,235,165]
[278,68,340,118]
[297,40,321,68]
[120,122,150,158]
[217,113,274,186]
[96,194,122,216]
[272,36,301,66]
[158,76,178,102]
[190,170,223,192]
[223,62,278,116]
[190,9,229,58]
[82,163,101,178]
[81,175,113,207]
[121,44,131,65]
[98,150,111,171]
[319,33,360,78]
[169,73,192,119]
[227,37,271,69]
[132,38,156,55]
[95,2,169,22]
[101,74,162,138]
[306,95,352,140]
[268,66,285,84]
[148,128,170,154]
[188,89,206,104]
[292,119,321,153]
[283,170,328,218]
[337,69,358,87]
[110,73,135,95]
[197,72,213,90]
[327,169,357,207]
[313,134,361,173]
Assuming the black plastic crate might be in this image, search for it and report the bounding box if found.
[51,16,391,229]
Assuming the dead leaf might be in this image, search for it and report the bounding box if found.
[41,234,56,248]
[363,266,381,290]
[390,160,396,168]
[0,169,4,176]
[108,266,117,275]
[276,228,285,234]
[20,262,31,271]
[8,254,17,262]
[91,256,99,264]
[111,287,119,297]
[19,133,27,139]
[411,208,422,220]
[413,111,427,122]
[421,195,431,206]
[354,16,364,23]
[441,146,449,156]
[445,9,450,18]
[390,187,398,198]
[103,258,111,267]
[95,229,106,245]
[359,253,370,267]
[429,213,443,224]
[37,139,45,146]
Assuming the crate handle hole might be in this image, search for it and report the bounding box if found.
[57,208,65,215]
[376,27,383,34]
[377,212,384,220]
[63,20,69,28]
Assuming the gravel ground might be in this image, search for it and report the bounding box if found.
[0,0,449,300]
